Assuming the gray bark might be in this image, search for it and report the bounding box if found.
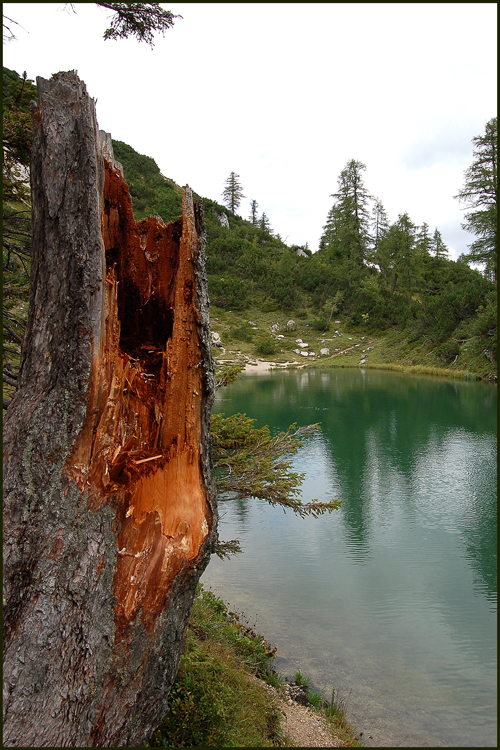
[3,70,217,747]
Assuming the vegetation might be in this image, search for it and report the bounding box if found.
[222,170,245,214]
[147,585,361,747]
[94,2,181,46]
[455,116,497,283]
[212,413,343,512]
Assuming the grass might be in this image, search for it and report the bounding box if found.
[148,585,361,747]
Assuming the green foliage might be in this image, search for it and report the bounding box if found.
[249,198,259,225]
[149,586,283,747]
[320,158,371,285]
[293,670,310,688]
[208,275,248,310]
[255,336,278,356]
[215,363,245,389]
[96,2,180,47]
[222,171,245,214]
[310,316,331,332]
[211,413,342,517]
[455,116,497,282]
[228,323,254,343]
[111,139,183,222]
[435,339,460,363]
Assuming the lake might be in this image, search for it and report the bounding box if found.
[202,367,497,747]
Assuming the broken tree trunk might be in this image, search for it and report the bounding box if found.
[3,71,217,747]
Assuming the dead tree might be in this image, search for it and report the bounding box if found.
[3,71,217,747]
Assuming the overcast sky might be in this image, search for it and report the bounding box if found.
[3,3,497,259]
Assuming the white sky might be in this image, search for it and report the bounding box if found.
[3,3,497,259]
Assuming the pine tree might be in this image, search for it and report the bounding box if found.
[260,212,272,232]
[379,213,420,294]
[430,228,448,259]
[320,159,371,284]
[455,117,497,283]
[222,171,245,214]
[249,199,259,225]
[416,222,432,256]
[370,197,390,265]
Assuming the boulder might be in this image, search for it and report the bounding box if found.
[218,212,229,229]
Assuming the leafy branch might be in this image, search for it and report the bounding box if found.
[211,413,342,558]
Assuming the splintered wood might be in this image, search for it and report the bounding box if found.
[67,161,212,638]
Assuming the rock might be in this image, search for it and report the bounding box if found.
[285,320,296,332]
[271,322,280,333]
[300,351,309,357]
[320,348,330,356]
[295,338,303,343]
[299,342,309,348]
[218,212,229,229]
[211,332,223,346]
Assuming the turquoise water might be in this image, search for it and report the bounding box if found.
[202,368,497,747]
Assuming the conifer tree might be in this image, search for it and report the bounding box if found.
[222,171,245,214]
[260,212,272,232]
[320,159,371,284]
[431,228,449,259]
[370,197,390,265]
[416,222,432,256]
[379,213,419,294]
[455,117,497,283]
[249,199,259,225]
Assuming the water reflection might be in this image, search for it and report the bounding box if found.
[210,369,497,746]
[215,368,497,600]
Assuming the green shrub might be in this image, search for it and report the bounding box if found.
[208,276,248,310]
[255,336,277,356]
[436,340,460,362]
[310,316,330,332]
[228,323,254,343]
[149,586,283,748]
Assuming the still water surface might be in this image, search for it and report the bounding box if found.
[202,368,497,747]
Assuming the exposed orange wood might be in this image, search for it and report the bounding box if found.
[66,160,211,640]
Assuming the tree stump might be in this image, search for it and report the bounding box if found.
[3,71,217,747]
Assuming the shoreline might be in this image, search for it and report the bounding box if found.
[219,355,496,383]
